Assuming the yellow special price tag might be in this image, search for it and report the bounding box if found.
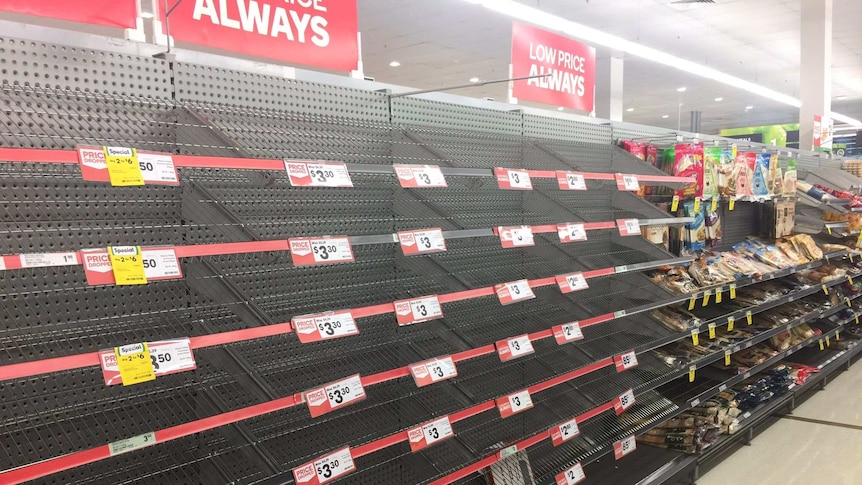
[729,284,737,299]
[114,342,156,386]
[827,225,832,235]
[746,311,752,325]
[688,366,696,382]
[708,323,716,339]
[688,296,696,311]
[727,316,735,331]
[729,198,736,211]
[104,146,144,186]
[856,314,860,325]
[702,291,711,307]
[836,332,840,341]
[819,340,825,351]
[711,198,718,212]
[693,197,701,212]
[108,246,148,286]
[691,329,699,346]
[822,284,829,295]
[857,232,862,248]
[724,350,731,366]
[671,195,680,213]
[847,297,853,308]
[850,253,855,263]
[850,276,855,286]
[826,336,831,347]
[715,288,723,303]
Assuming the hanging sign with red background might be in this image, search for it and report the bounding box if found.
[511,22,596,113]
[166,0,358,72]
[0,0,137,28]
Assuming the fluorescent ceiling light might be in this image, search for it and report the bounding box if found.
[463,0,859,125]
[714,97,723,102]
[830,112,862,127]
[141,12,155,19]
[557,107,564,111]
[745,106,754,110]
[469,77,480,83]
[626,107,635,112]
[389,61,401,67]
[676,87,687,93]
[662,115,670,118]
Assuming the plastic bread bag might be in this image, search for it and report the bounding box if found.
[684,199,706,252]
[674,143,704,199]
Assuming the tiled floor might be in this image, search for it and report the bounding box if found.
[698,360,862,485]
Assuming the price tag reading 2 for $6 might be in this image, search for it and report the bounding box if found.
[82,247,182,286]
[289,236,355,266]
[293,447,356,485]
[99,339,196,386]
[292,310,358,343]
[305,374,366,418]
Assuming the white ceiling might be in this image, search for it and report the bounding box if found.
[359,0,862,133]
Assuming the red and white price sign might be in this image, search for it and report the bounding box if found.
[496,334,535,361]
[614,389,636,415]
[394,295,443,325]
[550,418,580,446]
[394,164,448,188]
[557,223,588,243]
[81,247,182,286]
[293,447,356,485]
[556,272,589,293]
[397,228,447,255]
[494,167,533,190]
[305,374,366,418]
[553,322,584,344]
[289,236,355,266]
[555,462,586,485]
[498,225,535,248]
[292,310,358,343]
[616,219,641,236]
[615,173,640,191]
[556,171,587,191]
[495,280,536,305]
[408,415,454,452]
[613,435,637,460]
[285,161,353,187]
[19,251,79,269]
[77,146,179,185]
[410,356,458,387]
[614,351,639,372]
[496,389,534,418]
[98,338,196,386]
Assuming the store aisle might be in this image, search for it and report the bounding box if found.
[698,360,862,485]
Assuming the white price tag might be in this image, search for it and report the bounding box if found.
[496,334,535,361]
[556,272,589,293]
[410,356,458,387]
[553,322,584,344]
[108,432,156,456]
[140,248,182,279]
[397,228,447,255]
[614,351,638,372]
[496,389,533,417]
[289,236,355,266]
[613,435,637,460]
[99,338,196,386]
[394,164,448,188]
[408,416,454,452]
[551,418,581,446]
[305,375,366,418]
[556,171,587,191]
[555,462,586,485]
[615,173,640,191]
[285,161,353,187]
[293,447,356,485]
[557,223,588,243]
[292,310,358,343]
[19,252,78,269]
[394,295,443,325]
[617,218,641,236]
[498,225,535,248]
[495,279,535,305]
[494,167,533,190]
[614,388,636,414]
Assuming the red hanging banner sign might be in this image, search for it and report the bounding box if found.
[0,0,137,28]
[167,0,359,72]
[511,22,596,113]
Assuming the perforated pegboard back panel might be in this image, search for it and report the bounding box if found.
[391,96,524,136]
[0,36,171,98]
[174,62,391,124]
[523,113,612,144]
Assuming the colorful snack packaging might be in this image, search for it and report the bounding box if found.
[703,147,721,200]
[783,159,798,195]
[733,154,754,197]
[752,153,771,197]
[705,207,722,247]
[674,143,704,199]
[684,200,706,252]
[718,148,735,197]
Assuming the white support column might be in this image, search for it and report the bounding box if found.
[799,0,832,151]
[595,56,624,122]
